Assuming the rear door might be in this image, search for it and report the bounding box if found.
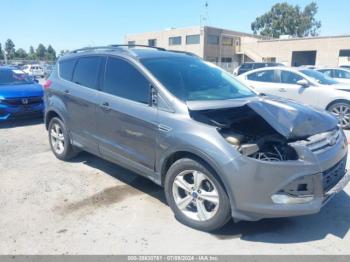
[62,55,105,153]
[244,69,282,96]
[96,56,157,175]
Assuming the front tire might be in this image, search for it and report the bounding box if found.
[48,117,78,160]
[328,102,350,129]
[165,158,231,232]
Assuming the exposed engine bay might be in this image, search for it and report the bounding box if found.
[190,105,299,161]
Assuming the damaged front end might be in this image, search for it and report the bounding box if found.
[188,97,339,162]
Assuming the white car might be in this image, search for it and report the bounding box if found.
[22,64,45,78]
[238,67,350,128]
[317,68,350,84]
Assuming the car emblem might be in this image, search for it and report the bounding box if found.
[328,136,337,146]
[22,98,29,105]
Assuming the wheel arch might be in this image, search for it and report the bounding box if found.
[326,99,350,110]
[160,150,235,208]
[45,110,64,130]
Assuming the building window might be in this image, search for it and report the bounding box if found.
[221,57,232,63]
[263,57,277,63]
[206,57,218,63]
[128,41,135,46]
[222,37,233,46]
[169,36,182,46]
[186,35,200,45]
[148,39,157,47]
[207,35,219,45]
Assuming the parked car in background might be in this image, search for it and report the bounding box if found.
[234,62,284,76]
[22,64,45,78]
[43,64,54,79]
[340,65,350,69]
[0,67,44,121]
[238,67,350,128]
[317,68,350,84]
[44,45,349,231]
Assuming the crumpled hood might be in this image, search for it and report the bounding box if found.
[187,96,338,140]
[0,83,43,99]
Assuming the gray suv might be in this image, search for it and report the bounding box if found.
[44,45,350,231]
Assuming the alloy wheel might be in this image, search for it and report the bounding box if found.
[330,104,350,128]
[172,170,220,221]
[50,122,65,155]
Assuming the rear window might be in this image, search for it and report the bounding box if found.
[59,59,77,81]
[72,56,103,89]
[240,64,253,69]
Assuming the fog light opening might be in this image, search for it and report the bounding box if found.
[271,193,314,204]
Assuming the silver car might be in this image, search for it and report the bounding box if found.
[44,45,350,231]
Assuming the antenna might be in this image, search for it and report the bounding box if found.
[200,0,209,27]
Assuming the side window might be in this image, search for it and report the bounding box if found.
[334,69,350,79]
[247,70,276,83]
[280,71,303,84]
[319,69,332,77]
[59,59,77,81]
[102,57,150,104]
[72,56,102,89]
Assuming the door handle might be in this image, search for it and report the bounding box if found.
[100,102,111,111]
[278,88,286,92]
[64,89,70,94]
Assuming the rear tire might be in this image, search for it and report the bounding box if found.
[48,117,79,160]
[165,158,231,232]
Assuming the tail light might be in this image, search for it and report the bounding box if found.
[43,80,52,89]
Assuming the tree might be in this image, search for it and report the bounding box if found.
[0,43,4,60]
[15,48,28,59]
[28,46,36,60]
[251,2,321,38]
[5,39,15,59]
[36,44,46,60]
[46,45,56,61]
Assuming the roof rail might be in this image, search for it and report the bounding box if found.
[110,44,167,51]
[167,50,198,57]
[69,46,119,54]
[69,44,167,54]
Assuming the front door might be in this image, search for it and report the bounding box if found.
[96,56,157,176]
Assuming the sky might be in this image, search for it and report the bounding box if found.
[1,0,349,52]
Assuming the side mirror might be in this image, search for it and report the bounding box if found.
[34,79,39,83]
[297,79,310,87]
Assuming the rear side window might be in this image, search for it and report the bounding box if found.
[59,59,77,81]
[334,69,350,79]
[247,70,276,83]
[102,57,150,104]
[72,56,103,89]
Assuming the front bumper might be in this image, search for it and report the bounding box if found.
[0,103,44,121]
[222,129,349,221]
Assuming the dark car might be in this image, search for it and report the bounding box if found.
[235,62,284,76]
[0,67,44,121]
[44,45,349,231]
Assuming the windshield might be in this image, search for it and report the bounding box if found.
[0,69,34,85]
[300,69,338,85]
[141,57,256,101]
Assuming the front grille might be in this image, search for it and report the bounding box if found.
[2,97,42,106]
[322,156,347,192]
[306,129,340,152]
